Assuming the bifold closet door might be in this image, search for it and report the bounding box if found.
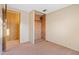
[3,10,20,51]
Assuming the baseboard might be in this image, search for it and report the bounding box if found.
[46,40,79,53]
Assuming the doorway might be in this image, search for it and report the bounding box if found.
[34,11,46,43]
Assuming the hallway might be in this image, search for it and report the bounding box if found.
[2,41,79,55]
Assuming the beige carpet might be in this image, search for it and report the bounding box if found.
[2,41,79,55]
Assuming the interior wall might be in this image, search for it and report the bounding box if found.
[46,5,79,51]
[29,11,35,44]
[20,11,29,43]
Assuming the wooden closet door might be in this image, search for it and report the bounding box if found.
[3,10,20,51]
[35,20,41,43]
[41,14,46,40]
[7,10,20,41]
[34,14,46,43]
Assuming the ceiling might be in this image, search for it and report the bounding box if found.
[7,4,71,14]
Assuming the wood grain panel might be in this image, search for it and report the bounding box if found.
[3,10,20,51]
[41,14,46,40]
[34,14,46,43]
[35,14,41,43]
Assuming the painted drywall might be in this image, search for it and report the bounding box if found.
[7,4,71,14]
[20,11,29,43]
[29,11,35,44]
[46,5,79,51]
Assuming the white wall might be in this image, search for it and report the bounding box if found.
[29,11,35,44]
[20,11,29,43]
[46,5,79,51]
